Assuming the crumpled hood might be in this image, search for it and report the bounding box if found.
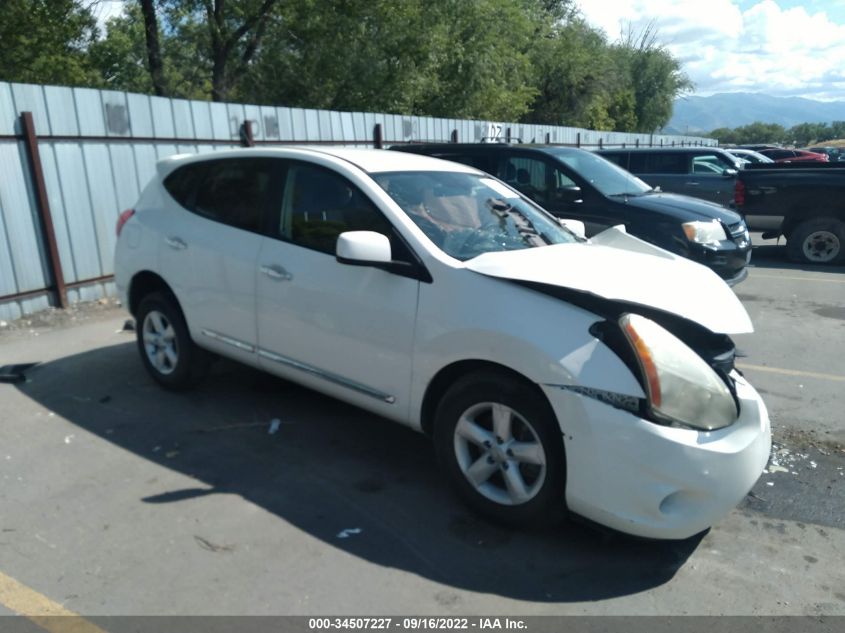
[464,228,753,334]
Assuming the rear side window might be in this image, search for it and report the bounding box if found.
[764,149,794,160]
[498,156,548,204]
[629,153,687,174]
[599,152,627,168]
[163,158,279,233]
[435,153,497,175]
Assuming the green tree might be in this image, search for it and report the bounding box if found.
[613,24,693,132]
[89,2,210,99]
[707,122,786,145]
[524,16,616,128]
[240,0,538,120]
[0,0,99,86]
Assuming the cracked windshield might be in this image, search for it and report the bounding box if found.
[375,172,577,260]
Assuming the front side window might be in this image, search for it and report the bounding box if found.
[693,154,737,174]
[374,171,577,261]
[279,164,395,255]
[163,158,277,233]
[553,150,651,197]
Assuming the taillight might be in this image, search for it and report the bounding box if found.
[116,209,135,237]
[734,180,745,207]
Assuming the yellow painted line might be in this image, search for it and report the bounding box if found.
[0,570,108,633]
[737,362,845,383]
[751,273,845,284]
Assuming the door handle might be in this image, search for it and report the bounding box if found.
[165,236,187,250]
[260,264,292,281]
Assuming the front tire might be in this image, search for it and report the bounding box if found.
[787,217,845,264]
[136,291,209,390]
[433,370,566,526]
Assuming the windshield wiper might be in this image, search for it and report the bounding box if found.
[485,198,549,246]
[608,191,646,198]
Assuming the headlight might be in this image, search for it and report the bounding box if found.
[620,314,737,431]
[682,220,727,244]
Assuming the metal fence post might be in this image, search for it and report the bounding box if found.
[373,123,383,149]
[239,120,255,147]
[20,112,68,309]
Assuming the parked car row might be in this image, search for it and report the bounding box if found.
[115,146,771,541]
[394,144,750,284]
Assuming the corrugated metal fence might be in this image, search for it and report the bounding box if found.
[0,80,716,321]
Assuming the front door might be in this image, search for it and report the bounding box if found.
[255,161,419,420]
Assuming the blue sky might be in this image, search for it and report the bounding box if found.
[578,0,845,101]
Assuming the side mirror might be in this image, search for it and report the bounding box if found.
[724,168,738,177]
[336,231,392,265]
[559,219,586,238]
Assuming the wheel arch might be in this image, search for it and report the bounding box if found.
[419,359,554,437]
[783,206,845,239]
[128,271,179,317]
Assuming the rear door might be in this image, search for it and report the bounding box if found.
[159,158,281,363]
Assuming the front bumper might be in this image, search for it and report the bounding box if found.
[543,373,771,539]
[688,240,751,286]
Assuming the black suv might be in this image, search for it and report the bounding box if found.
[392,143,750,285]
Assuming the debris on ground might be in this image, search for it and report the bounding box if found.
[268,418,281,434]
[0,298,123,337]
[0,363,38,384]
[165,450,179,459]
[194,535,235,553]
[336,528,362,539]
[64,435,74,444]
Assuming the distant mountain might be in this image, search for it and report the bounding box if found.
[665,92,845,134]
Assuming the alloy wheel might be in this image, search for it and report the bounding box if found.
[142,310,179,375]
[453,402,547,506]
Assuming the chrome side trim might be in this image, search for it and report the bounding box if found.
[201,329,256,353]
[258,349,396,404]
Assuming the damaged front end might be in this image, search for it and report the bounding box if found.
[520,280,742,432]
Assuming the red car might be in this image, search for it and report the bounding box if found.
[758,148,829,163]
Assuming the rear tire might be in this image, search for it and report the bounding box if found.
[433,370,566,527]
[787,217,845,264]
[136,291,209,390]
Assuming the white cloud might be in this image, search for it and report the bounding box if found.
[577,0,845,100]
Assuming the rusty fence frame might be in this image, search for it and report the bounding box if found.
[0,114,710,311]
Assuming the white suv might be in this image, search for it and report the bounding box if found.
[114,147,770,539]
